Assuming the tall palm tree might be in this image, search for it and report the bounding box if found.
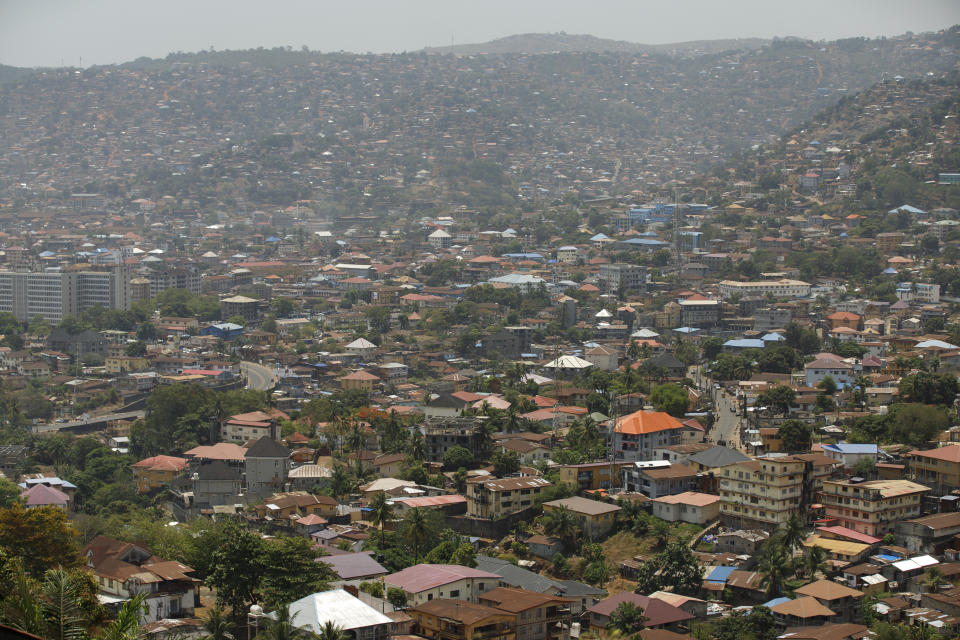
[98,593,147,640]
[201,607,235,640]
[803,545,828,579]
[1,564,94,640]
[369,491,394,548]
[758,541,790,598]
[782,514,806,556]
[402,507,433,564]
[541,505,578,549]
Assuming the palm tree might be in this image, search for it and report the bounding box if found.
[402,507,433,564]
[923,566,945,593]
[201,607,235,640]
[1,564,94,640]
[98,593,147,640]
[803,545,828,579]
[651,520,672,549]
[369,491,394,548]
[782,514,806,556]
[733,360,755,381]
[758,541,791,598]
[541,505,578,549]
[317,621,350,640]
[256,607,314,640]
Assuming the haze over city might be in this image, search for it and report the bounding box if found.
[0,0,958,67]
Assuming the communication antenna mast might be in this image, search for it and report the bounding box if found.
[673,187,683,270]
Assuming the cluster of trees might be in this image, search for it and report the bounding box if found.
[131,385,271,455]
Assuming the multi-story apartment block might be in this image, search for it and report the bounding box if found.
[0,266,131,324]
[679,299,722,328]
[466,476,552,519]
[611,410,686,462]
[717,279,811,300]
[597,263,646,294]
[909,445,960,493]
[718,453,837,531]
[820,479,929,537]
[895,282,940,304]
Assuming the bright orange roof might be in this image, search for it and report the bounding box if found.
[615,410,685,435]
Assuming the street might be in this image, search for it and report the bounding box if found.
[711,391,742,449]
[241,361,277,391]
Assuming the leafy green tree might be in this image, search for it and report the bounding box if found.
[784,323,820,355]
[887,403,950,446]
[387,587,408,610]
[756,384,796,416]
[449,543,478,568]
[650,383,689,417]
[817,376,837,396]
[0,477,22,508]
[443,446,475,471]
[207,522,265,619]
[899,372,959,405]
[491,451,520,478]
[853,456,876,479]
[0,504,81,575]
[260,536,335,611]
[755,344,801,374]
[634,542,703,597]
[712,606,777,640]
[778,420,813,453]
[607,602,648,634]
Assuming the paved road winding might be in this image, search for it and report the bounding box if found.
[241,361,277,391]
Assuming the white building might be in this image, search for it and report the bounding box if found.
[287,589,393,640]
[717,279,811,300]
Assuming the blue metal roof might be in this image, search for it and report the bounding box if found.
[763,597,792,608]
[706,566,737,584]
[822,443,878,454]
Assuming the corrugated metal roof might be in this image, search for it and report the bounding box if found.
[288,589,392,631]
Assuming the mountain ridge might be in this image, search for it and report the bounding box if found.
[421,32,776,56]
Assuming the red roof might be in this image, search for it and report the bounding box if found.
[616,410,685,435]
[815,525,881,545]
[132,455,188,472]
[386,564,500,592]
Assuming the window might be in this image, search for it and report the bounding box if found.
[450,590,460,598]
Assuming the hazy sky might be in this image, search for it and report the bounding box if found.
[1,0,958,68]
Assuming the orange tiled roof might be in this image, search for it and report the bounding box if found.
[615,410,685,435]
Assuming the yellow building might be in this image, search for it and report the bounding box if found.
[467,477,552,519]
[556,462,631,492]
[105,355,150,374]
[340,369,381,392]
[412,600,516,640]
[820,479,929,537]
[802,534,873,564]
[542,496,621,540]
[131,455,188,493]
[909,445,960,493]
[718,453,836,531]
